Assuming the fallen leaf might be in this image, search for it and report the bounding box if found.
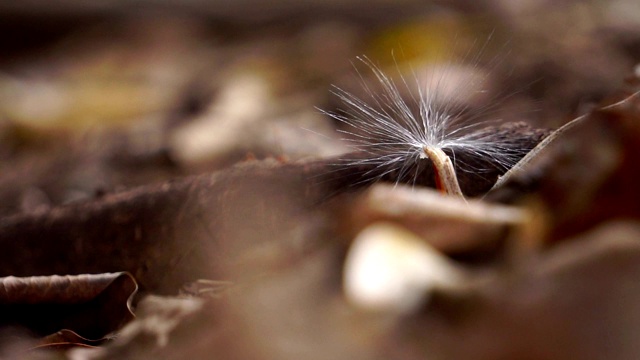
[0,272,137,339]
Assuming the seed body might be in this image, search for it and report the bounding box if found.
[422,146,464,196]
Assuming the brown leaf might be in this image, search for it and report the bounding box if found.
[343,183,525,259]
[0,122,548,294]
[397,221,640,360]
[489,89,640,240]
[33,329,106,351]
[0,272,137,339]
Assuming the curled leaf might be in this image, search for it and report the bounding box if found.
[0,272,137,339]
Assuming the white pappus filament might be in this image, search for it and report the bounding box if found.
[323,55,525,196]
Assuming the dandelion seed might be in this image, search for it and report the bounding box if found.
[322,55,529,197]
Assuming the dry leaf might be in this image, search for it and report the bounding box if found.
[0,273,137,339]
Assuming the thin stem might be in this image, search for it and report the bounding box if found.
[422,146,464,197]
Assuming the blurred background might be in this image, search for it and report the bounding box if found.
[0,0,639,216]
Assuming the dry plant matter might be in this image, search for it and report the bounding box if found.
[0,4,640,359]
